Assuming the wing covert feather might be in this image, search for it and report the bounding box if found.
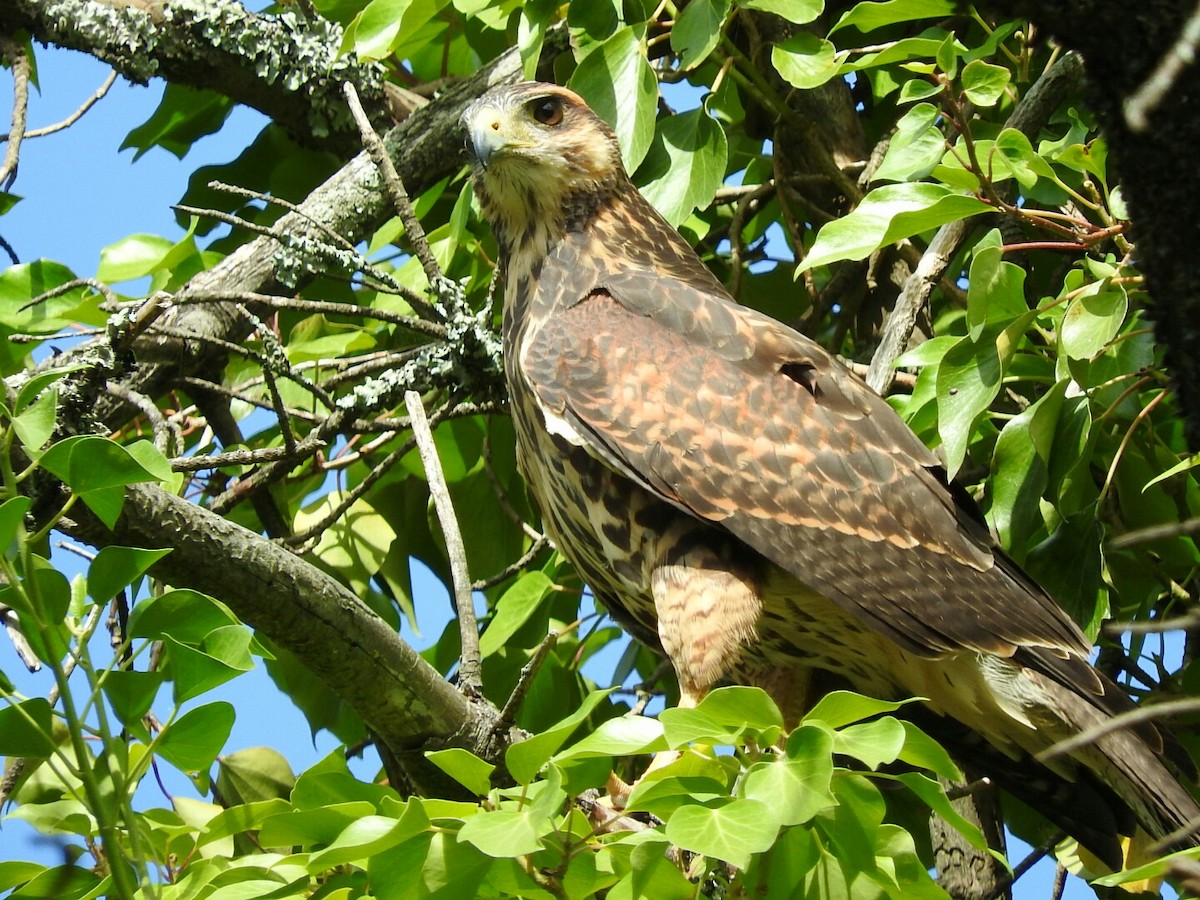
[522,274,1089,660]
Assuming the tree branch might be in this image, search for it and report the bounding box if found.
[0,0,390,154]
[57,481,516,794]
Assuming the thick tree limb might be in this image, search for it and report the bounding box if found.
[58,481,513,794]
[0,0,389,154]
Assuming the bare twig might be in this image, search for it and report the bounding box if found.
[473,537,550,591]
[177,290,447,340]
[0,605,40,672]
[405,390,482,697]
[19,277,117,312]
[344,82,444,290]
[492,628,559,735]
[207,180,359,252]
[175,375,322,425]
[1107,516,1200,550]
[2,70,116,141]
[982,831,1065,900]
[1038,697,1200,763]
[106,383,178,456]
[170,437,326,473]
[281,430,417,546]
[1124,0,1200,131]
[0,36,30,191]
[1102,611,1200,637]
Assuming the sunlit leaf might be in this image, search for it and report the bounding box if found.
[570,27,658,172]
[799,183,989,271]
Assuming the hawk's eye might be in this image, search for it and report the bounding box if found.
[531,97,564,126]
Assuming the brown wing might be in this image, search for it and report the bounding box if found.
[523,266,1090,661]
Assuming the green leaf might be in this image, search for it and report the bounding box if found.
[1060,281,1128,359]
[821,773,886,870]
[0,261,103,337]
[832,716,907,769]
[802,690,905,729]
[638,106,729,226]
[505,689,614,784]
[961,59,1010,107]
[87,546,171,605]
[737,0,823,24]
[936,31,958,79]
[887,771,995,854]
[198,797,290,849]
[518,0,557,80]
[457,809,546,857]
[478,571,554,658]
[426,748,495,796]
[309,803,430,869]
[994,128,1060,190]
[11,386,58,454]
[798,183,989,271]
[346,0,449,61]
[1,864,101,899]
[741,728,835,825]
[0,496,32,550]
[370,832,491,900]
[831,0,954,33]
[966,229,1028,339]
[988,381,1066,554]
[103,670,164,728]
[672,0,731,70]
[164,631,252,704]
[96,233,175,283]
[121,84,234,161]
[0,698,56,758]
[554,714,665,761]
[259,802,377,846]
[157,701,235,773]
[872,103,945,183]
[0,861,47,892]
[897,721,962,780]
[129,589,241,643]
[570,27,658,172]
[665,799,776,869]
[39,436,166,495]
[1026,510,1105,633]
[626,775,729,818]
[660,686,783,748]
[771,33,840,90]
[936,330,1004,478]
[215,747,296,806]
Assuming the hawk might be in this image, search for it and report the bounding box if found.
[461,81,1198,866]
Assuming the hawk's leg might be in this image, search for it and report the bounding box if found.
[606,548,762,807]
[651,549,763,709]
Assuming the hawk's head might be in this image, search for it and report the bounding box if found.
[461,82,625,254]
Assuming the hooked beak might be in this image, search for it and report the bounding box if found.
[464,104,523,170]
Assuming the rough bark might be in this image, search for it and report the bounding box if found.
[0,0,390,154]
[59,481,514,795]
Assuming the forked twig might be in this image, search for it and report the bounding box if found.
[1038,697,1200,763]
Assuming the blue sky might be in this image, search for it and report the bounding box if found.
[0,41,1116,900]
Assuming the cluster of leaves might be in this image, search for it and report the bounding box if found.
[2,0,1200,897]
